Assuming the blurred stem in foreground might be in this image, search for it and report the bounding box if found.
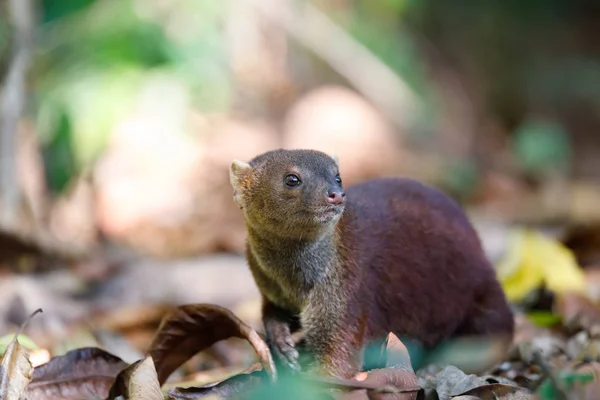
[0,0,35,230]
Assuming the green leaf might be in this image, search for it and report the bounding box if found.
[526,311,563,328]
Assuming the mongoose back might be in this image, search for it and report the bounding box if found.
[229,149,514,378]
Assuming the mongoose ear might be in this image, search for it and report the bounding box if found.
[230,160,252,206]
[330,154,339,165]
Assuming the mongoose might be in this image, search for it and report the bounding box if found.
[229,149,514,378]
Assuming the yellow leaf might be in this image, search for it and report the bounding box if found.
[496,228,586,302]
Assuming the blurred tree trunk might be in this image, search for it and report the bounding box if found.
[0,0,34,230]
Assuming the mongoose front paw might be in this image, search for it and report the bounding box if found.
[269,335,301,372]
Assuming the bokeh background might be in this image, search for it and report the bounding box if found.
[1,0,600,384]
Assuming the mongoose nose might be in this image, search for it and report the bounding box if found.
[327,191,346,205]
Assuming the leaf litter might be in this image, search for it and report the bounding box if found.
[2,227,600,399]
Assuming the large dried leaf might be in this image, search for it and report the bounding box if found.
[26,347,128,400]
[418,365,515,400]
[0,332,33,400]
[108,356,163,400]
[165,334,420,400]
[148,304,275,385]
[166,364,266,399]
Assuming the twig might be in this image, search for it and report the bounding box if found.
[243,0,422,130]
[0,0,35,230]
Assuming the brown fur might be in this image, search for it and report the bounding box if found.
[230,149,514,378]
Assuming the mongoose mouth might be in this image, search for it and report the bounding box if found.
[314,205,344,223]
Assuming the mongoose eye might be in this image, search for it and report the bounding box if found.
[285,174,301,187]
[335,175,342,185]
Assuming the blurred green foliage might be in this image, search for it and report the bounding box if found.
[34,0,232,193]
[537,371,594,400]
[513,119,571,178]
[1,0,596,195]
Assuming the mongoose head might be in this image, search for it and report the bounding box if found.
[229,149,345,238]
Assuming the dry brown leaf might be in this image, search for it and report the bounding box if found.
[165,334,420,400]
[148,304,275,385]
[554,291,600,333]
[518,336,566,365]
[166,363,266,399]
[453,382,531,399]
[488,361,542,389]
[108,355,163,400]
[418,365,524,400]
[0,333,33,400]
[26,347,128,400]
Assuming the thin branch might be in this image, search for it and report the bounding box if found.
[0,0,35,230]
[243,0,422,130]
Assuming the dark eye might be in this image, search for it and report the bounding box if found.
[285,174,301,187]
[335,175,342,185]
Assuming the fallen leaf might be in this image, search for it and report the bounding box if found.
[525,311,562,328]
[306,334,419,399]
[0,331,33,400]
[26,347,128,399]
[513,312,552,346]
[453,382,531,399]
[108,355,163,400]
[487,361,542,389]
[166,335,420,400]
[148,304,275,385]
[554,291,600,334]
[363,333,414,373]
[0,308,42,400]
[518,337,566,365]
[166,364,266,399]
[351,368,419,400]
[383,333,414,372]
[419,365,493,400]
[496,228,586,303]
